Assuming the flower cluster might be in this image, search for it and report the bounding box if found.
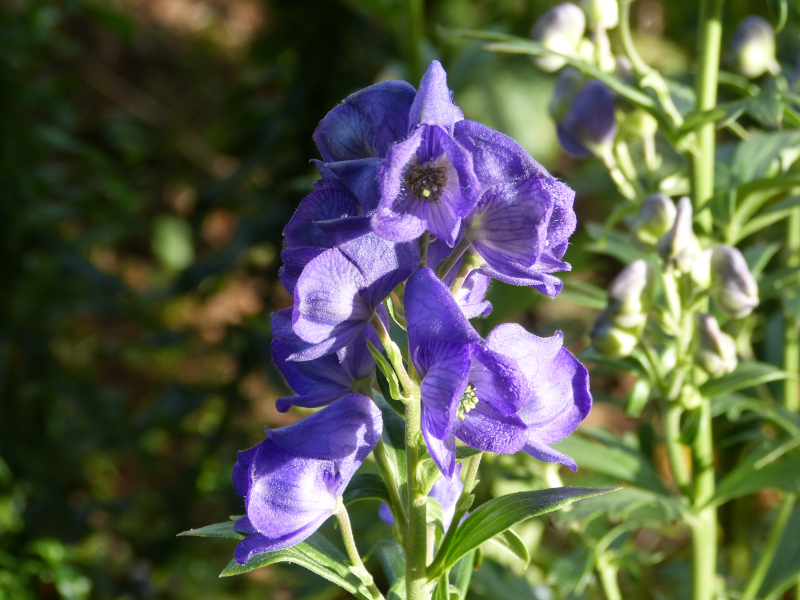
[232,61,591,563]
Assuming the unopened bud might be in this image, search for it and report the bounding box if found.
[581,0,619,30]
[632,193,676,248]
[690,248,712,290]
[557,80,617,158]
[695,314,738,378]
[590,313,639,358]
[657,197,701,272]
[531,4,587,72]
[619,109,659,142]
[710,245,759,318]
[608,259,655,318]
[549,68,587,123]
[727,16,779,79]
[679,385,702,410]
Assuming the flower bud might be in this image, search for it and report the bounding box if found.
[690,248,712,290]
[695,314,738,378]
[581,0,619,30]
[631,193,676,248]
[657,196,701,272]
[710,245,759,318]
[531,4,587,72]
[549,68,587,123]
[590,313,639,358]
[727,16,779,79]
[557,80,617,158]
[607,259,655,319]
[679,385,702,410]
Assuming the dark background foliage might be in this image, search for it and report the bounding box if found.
[0,0,794,598]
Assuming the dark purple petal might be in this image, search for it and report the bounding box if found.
[284,187,361,250]
[314,80,416,162]
[453,120,548,187]
[408,60,461,132]
[405,268,481,353]
[470,345,528,415]
[233,446,259,497]
[379,502,394,526]
[417,341,471,440]
[316,158,382,213]
[522,437,578,471]
[280,247,327,296]
[479,258,568,297]
[453,401,529,454]
[423,429,457,479]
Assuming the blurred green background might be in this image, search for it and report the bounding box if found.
[0,0,793,598]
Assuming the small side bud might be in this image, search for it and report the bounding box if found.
[679,385,702,410]
[657,197,701,272]
[549,67,587,123]
[632,193,677,248]
[608,259,656,317]
[580,0,619,30]
[710,245,759,318]
[695,314,738,378]
[727,16,779,79]
[557,80,617,158]
[619,109,659,142]
[531,4,587,72]
[590,313,639,358]
[691,248,713,290]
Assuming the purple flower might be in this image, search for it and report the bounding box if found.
[271,308,377,412]
[428,239,492,318]
[372,62,480,245]
[484,324,592,470]
[314,80,416,162]
[557,80,617,158]
[290,225,419,361]
[232,394,383,564]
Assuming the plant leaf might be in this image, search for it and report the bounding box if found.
[343,473,391,506]
[369,340,403,403]
[177,520,245,540]
[220,532,373,600]
[368,538,405,587]
[711,451,800,506]
[560,279,607,310]
[487,528,530,568]
[759,508,800,599]
[431,487,614,576]
[699,362,794,399]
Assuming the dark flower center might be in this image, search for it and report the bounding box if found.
[404,163,448,202]
[457,384,478,420]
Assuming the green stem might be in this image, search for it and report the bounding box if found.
[404,395,429,600]
[664,401,692,496]
[691,0,725,233]
[784,208,800,413]
[740,494,796,600]
[408,0,424,82]
[375,439,409,532]
[436,236,472,279]
[419,232,430,268]
[595,550,623,600]
[690,399,717,600]
[617,0,649,75]
[336,505,386,600]
[602,150,639,201]
[371,313,415,396]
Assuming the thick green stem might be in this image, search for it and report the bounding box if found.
[740,494,796,600]
[691,0,725,233]
[336,505,386,600]
[784,209,800,412]
[436,236,472,279]
[690,399,717,600]
[596,550,623,600]
[664,402,692,496]
[404,396,429,600]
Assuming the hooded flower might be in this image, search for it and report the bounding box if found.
[290,221,419,361]
[428,239,492,319]
[372,62,480,245]
[557,80,617,158]
[232,394,383,564]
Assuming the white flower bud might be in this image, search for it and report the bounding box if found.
[710,245,759,318]
[696,314,738,378]
[657,197,701,272]
[531,4,587,72]
[608,259,656,317]
[580,0,619,30]
[727,16,779,79]
[632,193,676,248]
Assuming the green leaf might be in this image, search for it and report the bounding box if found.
[373,394,408,491]
[368,340,403,403]
[585,223,651,264]
[553,431,669,494]
[447,551,475,600]
[433,575,449,600]
[578,347,650,379]
[735,195,800,242]
[731,131,800,184]
[625,379,651,418]
[560,279,607,310]
[368,538,405,586]
[711,451,800,506]
[553,487,682,527]
[699,362,794,399]
[487,528,530,568]
[384,296,407,330]
[387,576,407,600]
[220,532,373,600]
[376,368,406,418]
[343,473,391,506]
[430,487,614,576]
[177,519,245,540]
[744,90,783,129]
[759,508,800,599]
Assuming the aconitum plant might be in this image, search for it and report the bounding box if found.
[183,60,605,600]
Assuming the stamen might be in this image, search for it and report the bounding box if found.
[404,162,448,202]
[457,384,479,420]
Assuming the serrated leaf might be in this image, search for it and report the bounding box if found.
[219,532,372,600]
[430,487,614,576]
[369,340,403,403]
[553,433,669,494]
[711,451,800,506]
[343,473,391,506]
[487,528,530,568]
[699,362,794,399]
[178,520,245,540]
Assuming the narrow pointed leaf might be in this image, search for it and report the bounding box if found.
[178,520,245,540]
[711,452,800,506]
[368,339,403,402]
[343,473,391,506]
[220,532,372,600]
[759,508,800,599]
[487,528,530,568]
[431,487,615,575]
[699,362,794,399]
[369,538,405,586]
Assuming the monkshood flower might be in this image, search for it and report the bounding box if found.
[231,394,382,564]
[557,80,617,158]
[549,68,587,123]
[657,197,701,273]
[696,314,738,378]
[380,464,464,530]
[428,239,492,319]
[372,61,480,246]
[710,245,759,318]
[314,80,416,162]
[290,219,419,361]
[271,308,378,412]
[530,3,587,73]
[727,16,779,79]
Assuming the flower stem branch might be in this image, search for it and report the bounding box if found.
[595,550,623,600]
[375,439,409,532]
[335,505,386,600]
[689,398,717,600]
[404,392,429,600]
[436,236,473,279]
[601,150,639,201]
[371,313,415,397]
